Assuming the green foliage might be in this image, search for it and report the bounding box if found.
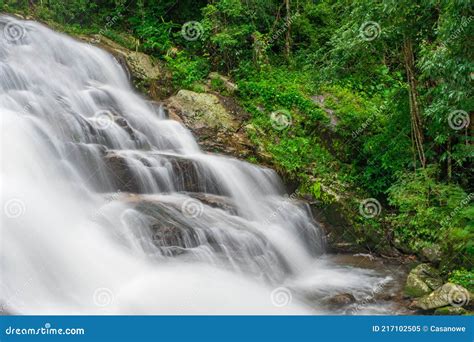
[134,20,174,54]
[387,167,473,269]
[201,2,255,72]
[165,52,210,89]
[236,66,332,179]
[449,269,474,292]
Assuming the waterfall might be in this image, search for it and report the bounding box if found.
[0,15,398,315]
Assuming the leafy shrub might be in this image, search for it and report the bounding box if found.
[388,167,473,269]
[449,269,474,292]
[165,52,210,89]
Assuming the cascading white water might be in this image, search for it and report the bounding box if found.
[0,15,401,315]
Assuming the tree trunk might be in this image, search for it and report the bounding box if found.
[284,0,291,61]
[403,38,426,169]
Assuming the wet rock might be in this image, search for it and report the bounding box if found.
[166,90,255,159]
[327,293,356,305]
[133,199,200,256]
[420,244,442,264]
[130,196,239,257]
[404,263,443,298]
[115,117,136,140]
[162,154,222,195]
[163,155,202,193]
[104,152,141,193]
[187,193,238,215]
[104,151,223,194]
[413,283,470,310]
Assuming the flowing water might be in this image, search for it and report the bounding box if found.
[0,15,407,315]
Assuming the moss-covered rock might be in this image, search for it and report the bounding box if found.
[413,283,470,310]
[404,264,443,298]
[167,90,238,130]
[421,244,442,264]
[166,90,255,159]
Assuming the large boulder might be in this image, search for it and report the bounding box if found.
[420,244,442,264]
[404,263,443,298]
[413,283,471,310]
[167,90,239,131]
[166,90,255,159]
